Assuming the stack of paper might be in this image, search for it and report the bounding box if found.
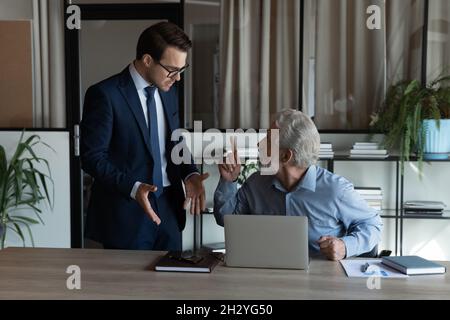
[319,142,334,159]
[355,187,383,211]
[340,259,409,278]
[349,142,389,159]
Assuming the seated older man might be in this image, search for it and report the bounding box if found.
[214,109,382,261]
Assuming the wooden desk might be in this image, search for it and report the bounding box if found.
[0,248,449,299]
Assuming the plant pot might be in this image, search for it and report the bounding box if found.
[422,119,450,160]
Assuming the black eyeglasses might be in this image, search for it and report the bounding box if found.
[157,61,189,79]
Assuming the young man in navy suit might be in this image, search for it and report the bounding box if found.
[81,22,208,250]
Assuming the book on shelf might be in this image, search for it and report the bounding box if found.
[350,142,388,158]
[381,256,446,275]
[404,210,443,216]
[350,149,387,155]
[365,202,382,210]
[349,154,389,159]
[404,201,446,210]
[353,145,381,150]
[319,153,335,158]
[154,250,222,273]
[354,187,382,195]
[320,143,334,159]
[366,199,382,204]
[354,142,380,146]
[358,194,383,200]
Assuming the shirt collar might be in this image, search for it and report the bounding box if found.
[271,165,317,193]
[129,62,151,92]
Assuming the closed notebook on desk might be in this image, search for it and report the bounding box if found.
[381,256,446,275]
[154,251,221,273]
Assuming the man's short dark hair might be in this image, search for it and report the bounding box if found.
[136,22,192,61]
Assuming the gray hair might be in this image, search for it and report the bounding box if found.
[274,109,320,168]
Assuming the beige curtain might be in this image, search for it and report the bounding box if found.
[304,0,424,130]
[311,0,387,130]
[301,0,317,119]
[32,0,66,128]
[219,0,300,129]
[386,0,424,84]
[427,0,450,81]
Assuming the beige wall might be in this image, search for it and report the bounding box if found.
[0,0,33,127]
[0,21,33,127]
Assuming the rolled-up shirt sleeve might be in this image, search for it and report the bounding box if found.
[213,177,250,226]
[337,184,383,258]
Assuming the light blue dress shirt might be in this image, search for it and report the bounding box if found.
[214,165,383,257]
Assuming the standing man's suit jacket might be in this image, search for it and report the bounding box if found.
[80,67,198,248]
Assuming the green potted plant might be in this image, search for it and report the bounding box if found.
[371,75,450,174]
[0,132,54,249]
[237,160,260,186]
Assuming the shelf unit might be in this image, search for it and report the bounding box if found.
[194,154,450,256]
[327,154,450,256]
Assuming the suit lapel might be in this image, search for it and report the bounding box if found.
[159,89,177,133]
[117,68,153,157]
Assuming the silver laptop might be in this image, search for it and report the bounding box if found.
[224,215,309,270]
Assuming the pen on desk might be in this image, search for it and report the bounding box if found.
[361,262,370,273]
[361,263,389,276]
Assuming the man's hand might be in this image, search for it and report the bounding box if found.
[184,173,209,215]
[318,236,346,261]
[135,183,161,225]
[218,137,241,182]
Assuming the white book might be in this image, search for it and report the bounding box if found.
[349,154,389,159]
[360,195,383,200]
[351,149,387,155]
[354,142,380,146]
[354,187,382,195]
[358,192,383,196]
[353,145,380,150]
[404,201,446,210]
[319,151,335,155]
[366,200,383,204]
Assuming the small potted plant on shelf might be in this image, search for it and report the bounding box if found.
[370,75,450,174]
[237,160,260,186]
[0,132,54,249]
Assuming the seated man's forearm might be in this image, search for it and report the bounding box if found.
[341,215,383,257]
[213,178,240,226]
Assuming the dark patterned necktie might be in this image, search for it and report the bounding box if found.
[145,86,163,198]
